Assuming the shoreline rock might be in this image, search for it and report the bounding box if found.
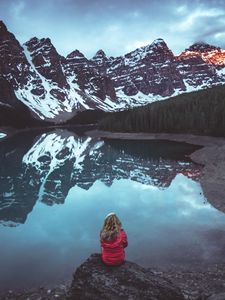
[0,281,71,300]
[2,258,225,299]
[86,130,225,213]
[68,253,185,300]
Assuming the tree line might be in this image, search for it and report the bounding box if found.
[99,85,225,137]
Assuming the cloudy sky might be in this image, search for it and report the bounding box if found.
[1,0,225,58]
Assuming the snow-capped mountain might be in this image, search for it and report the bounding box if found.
[0,20,225,123]
[0,130,202,226]
[178,42,225,65]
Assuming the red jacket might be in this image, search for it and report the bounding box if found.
[101,229,128,266]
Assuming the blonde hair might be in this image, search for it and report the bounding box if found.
[100,213,122,241]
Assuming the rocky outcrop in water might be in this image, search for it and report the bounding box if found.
[68,253,185,300]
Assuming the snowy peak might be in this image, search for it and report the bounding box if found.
[67,49,86,59]
[63,49,117,104]
[178,42,225,65]
[93,49,107,59]
[92,49,108,66]
[65,49,89,70]
[0,20,16,42]
[25,37,56,56]
[148,38,174,59]
[106,38,179,99]
[0,20,8,34]
[124,38,174,64]
[187,42,219,52]
[0,21,36,93]
[25,37,68,88]
[0,20,22,48]
[151,38,169,49]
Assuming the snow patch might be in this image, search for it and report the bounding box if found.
[216,67,225,77]
[0,132,6,139]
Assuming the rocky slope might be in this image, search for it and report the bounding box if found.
[1,21,225,123]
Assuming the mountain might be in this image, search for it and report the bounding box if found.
[0,130,202,226]
[178,42,225,65]
[0,20,225,124]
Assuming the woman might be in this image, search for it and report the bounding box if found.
[100,212,128,266]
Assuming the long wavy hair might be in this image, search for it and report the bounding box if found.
[100,213,122,241]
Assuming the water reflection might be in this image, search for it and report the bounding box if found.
[1,177,225,291]
[0,129,202,226]
[2,129,225,291]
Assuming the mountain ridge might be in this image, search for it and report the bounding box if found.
[0,20,225,124]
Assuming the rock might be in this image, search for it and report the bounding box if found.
[25,37,69,88]
[68,253,185,300]
[207,292,225,300]
[190,143,225,213]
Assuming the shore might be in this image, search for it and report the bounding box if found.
[86,130,225,213]
[0,281,71,300]
[2,262,225,300]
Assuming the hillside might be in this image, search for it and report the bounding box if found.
[99,85,225,137]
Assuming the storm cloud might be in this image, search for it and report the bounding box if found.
[1,0,225,58]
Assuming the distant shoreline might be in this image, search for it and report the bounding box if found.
[0,124,96,141]
[86,130,225,213]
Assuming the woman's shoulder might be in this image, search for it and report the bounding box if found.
[120,228,127,236]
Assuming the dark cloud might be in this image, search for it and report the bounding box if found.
[0,0,225,57]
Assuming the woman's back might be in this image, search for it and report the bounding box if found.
[100,213,128,266]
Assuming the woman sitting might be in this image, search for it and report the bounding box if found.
[100,212,128,266]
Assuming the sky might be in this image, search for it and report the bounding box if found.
[1,0,225,58]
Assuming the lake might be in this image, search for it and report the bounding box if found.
[1,128,225,291]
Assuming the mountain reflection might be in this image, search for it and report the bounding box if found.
[0,129,202,226]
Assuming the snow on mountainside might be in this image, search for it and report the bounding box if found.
[0,20,225,123]
[0,132,6,138]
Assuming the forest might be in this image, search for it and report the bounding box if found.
[99,85,225,137]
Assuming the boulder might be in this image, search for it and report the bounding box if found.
[68,253,185,300]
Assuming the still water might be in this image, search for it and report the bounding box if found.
[0,128,225,291]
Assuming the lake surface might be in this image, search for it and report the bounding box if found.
[1,128,225,291]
